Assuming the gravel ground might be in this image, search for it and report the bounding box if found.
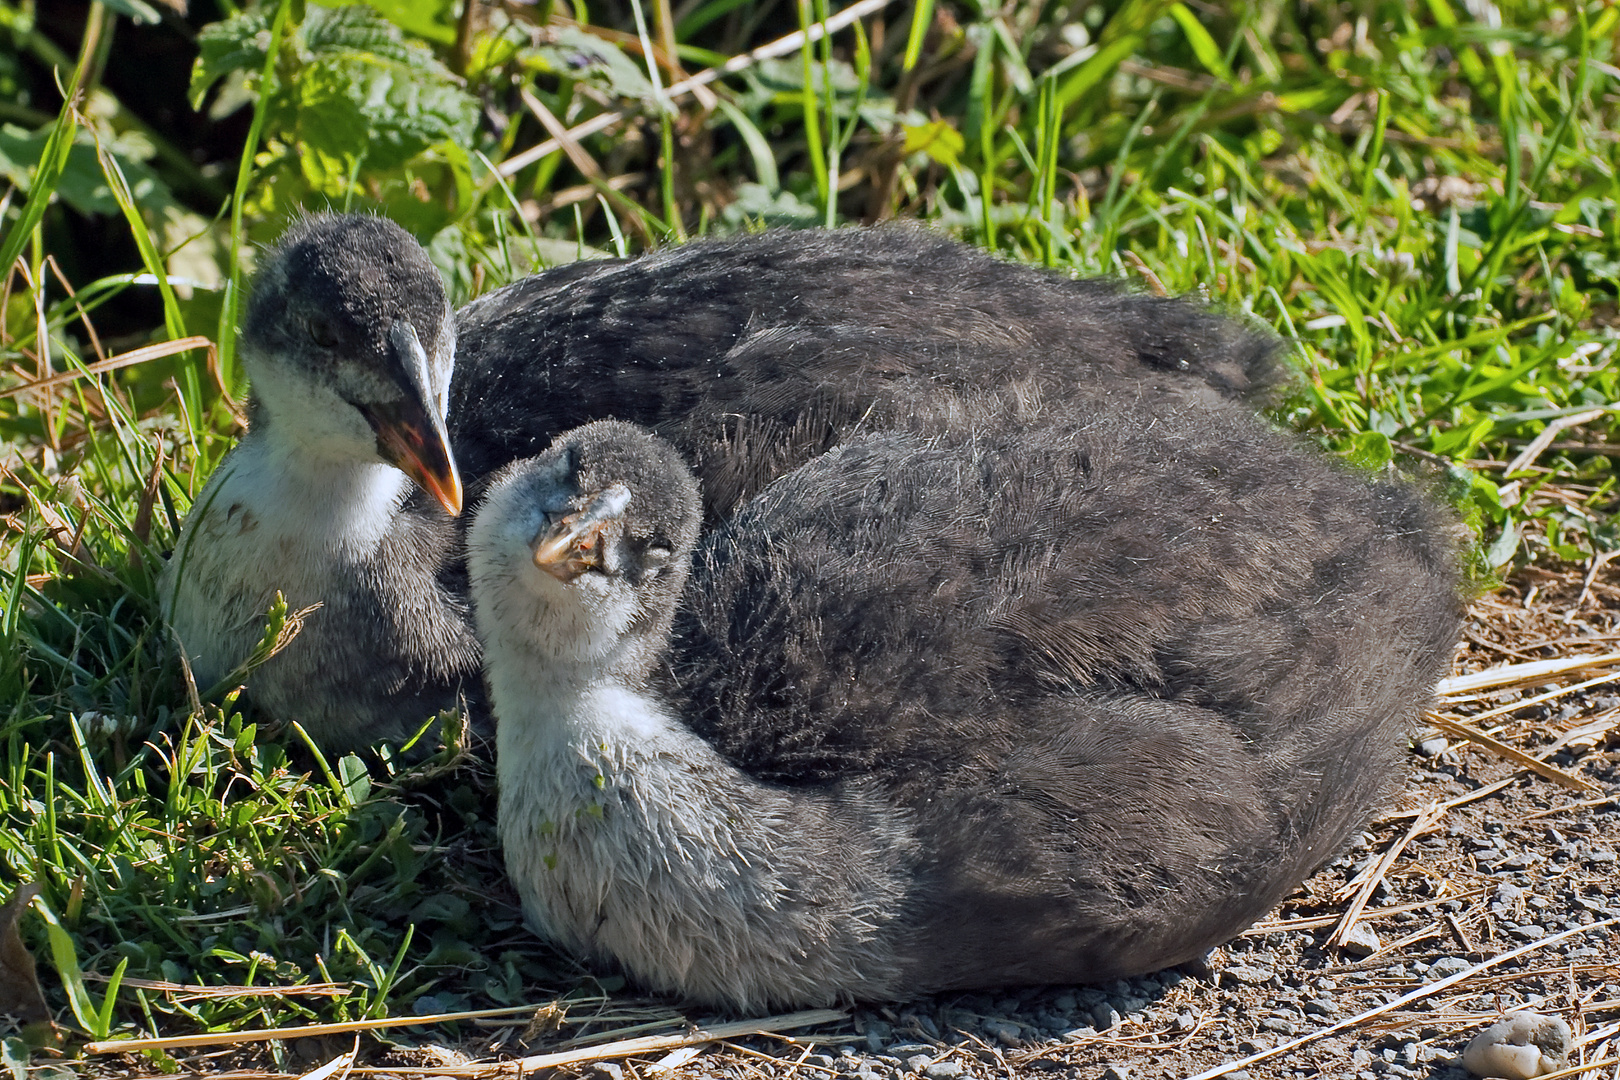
[99,564,1620,1080]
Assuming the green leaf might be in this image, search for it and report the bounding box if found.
[358,0,458,46]
[304,3,447,71]
[337,754,372,804]
[1345,430,1393,470]
[2,1038,27,1080]
[902,0,935,72]
[0,111,79,275]
[1168,3,1233,84]
[0,127,114,216]
[300,58,477,172]
[188,12,271,110]
[30,896,101,1037]
[292,6,479,181]
[902,119,964,168]
[528,27,658,103]
[714,99,779,192]
[1485,519,1519,568]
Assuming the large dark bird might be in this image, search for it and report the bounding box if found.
[469,418,1461,1011]
[162,214,1286,749]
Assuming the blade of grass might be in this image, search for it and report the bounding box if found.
[216,0,294,392]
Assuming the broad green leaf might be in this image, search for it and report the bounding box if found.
[1345,430,1393,470]
[30,897,99,1036]
[188,12,271,109]
[902,119,964,167]
[304,3,447,72]
[527,27,657,104]
[1485,518,1519,568]
[359,0,458,45]
[295,53,478,178]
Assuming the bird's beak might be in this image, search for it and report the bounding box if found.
[368,321,464,517]
[531,485,632,582]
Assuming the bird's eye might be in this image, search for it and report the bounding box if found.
[306,316,339,349]
[641,546,673,574]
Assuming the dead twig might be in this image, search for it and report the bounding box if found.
[1426,713,1601,793]
[1326,802,1446,950]
[1436,652,1620,697]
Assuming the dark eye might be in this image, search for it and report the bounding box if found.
[306,316,339,349]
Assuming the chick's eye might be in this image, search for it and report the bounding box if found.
[306,317,339,349]
[641,546,673,574]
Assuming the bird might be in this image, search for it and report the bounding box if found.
[162,213,1292,751]
[468,414,1461,1012]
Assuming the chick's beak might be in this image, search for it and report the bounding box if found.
[368,321,463,517]
[531,484,632,582]
[372,404,463,516]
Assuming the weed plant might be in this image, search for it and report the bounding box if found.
[0,0,1615,1060]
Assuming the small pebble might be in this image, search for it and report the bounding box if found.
[1222,964,1277,986]
[923,1063,963,1080]
[1090,1004,1121,1031]
[1461,1013,1570,1079]
[585,1065,624,1080]
[1417,734,1450,756]
[1339,924,1382,957]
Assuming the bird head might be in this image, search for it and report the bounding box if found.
[469,421,701,670]
[240,213,464,516]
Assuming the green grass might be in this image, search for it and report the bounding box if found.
[0,0,1617,1063]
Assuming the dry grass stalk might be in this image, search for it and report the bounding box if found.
[1380,776,1519,821]
[1531,1057,1620,1080]
[339,1009,846,1077]
[1436,652,1620,697]
[0,335,214,401]
[1243,886,1490,936]
[1455,671,1620,730]
[294,1047,356,1080]
[1326,802,1446,949]
[83,1003,564,1054]
[81,975,350,1001]
[1183,918,1620,1080]
[1520,794,1620,821]
[1425,713,1600,793]
[1504,408,1612,476]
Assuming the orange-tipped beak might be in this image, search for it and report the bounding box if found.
[531,484,631,582]
[372,406,463,516]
